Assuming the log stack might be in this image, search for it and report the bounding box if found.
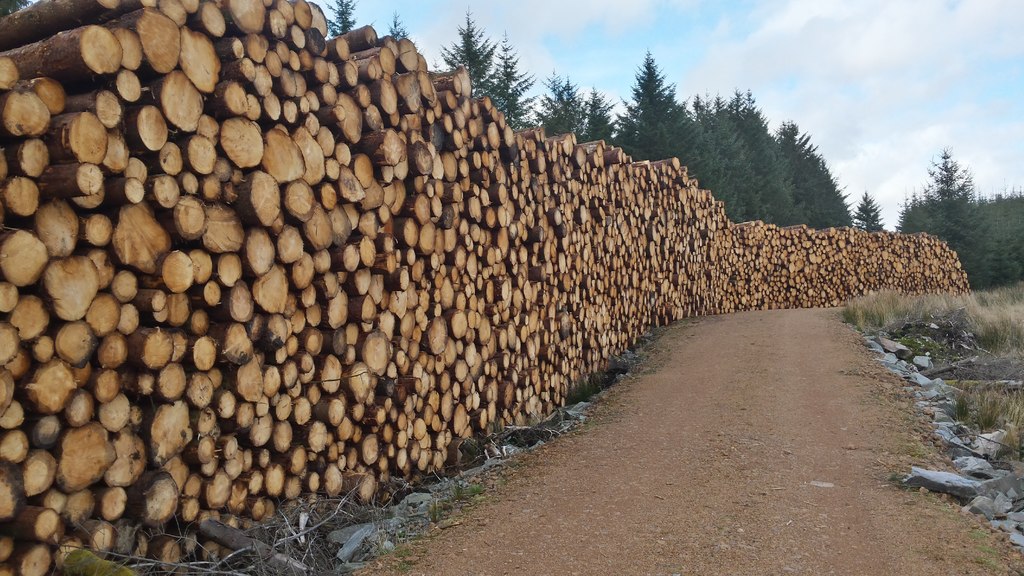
[0,0,970,571]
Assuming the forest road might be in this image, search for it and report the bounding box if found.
[363,308,1024,576]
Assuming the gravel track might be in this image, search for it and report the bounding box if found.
[364,309,1024,575]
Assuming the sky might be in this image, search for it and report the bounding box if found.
[347,0,1024,229]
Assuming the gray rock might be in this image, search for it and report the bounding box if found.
[394,492,433,519]
[328,523,374,546]
[980,474,1024,499]
[974,430,1007,459]
[933,427,977,458]
[904,467,981,499]
[877,337,914,360]
[909,372,935,387]
[336,524,376,562]
[882,353,899,364]
[335,562,368,574]
[932,411,953,424]
[995,492,1014,515]
[925,382,958,398]
[950,457,1007,479]
[866,340,885,354]
[566,401,592,415]
[966,495,997,519]
[1010,532,1024,549]
[991,519,1019,532]
[1006,511,1024,523]
[953,457,998,478]
[913,355,934,370]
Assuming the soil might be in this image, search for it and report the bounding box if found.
[362,309,1024,575]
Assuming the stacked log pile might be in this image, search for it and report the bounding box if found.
[723,222,968,311]
[0,0,969,570]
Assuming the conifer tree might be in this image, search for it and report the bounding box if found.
[580,89,615,143]
[900,149,989,287]
[327,0,356,36]
[441,11,497,97]
[488,34,535,130]
[533,74,584,136]
[775,120,850,227]
[387,12,408,39]
[616,52,682,162]
[852,192,884,231]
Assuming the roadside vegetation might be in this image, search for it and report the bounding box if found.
[845,284,1024,457]
[844,284,1024,357]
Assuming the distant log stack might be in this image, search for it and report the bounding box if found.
[0,0,969,570]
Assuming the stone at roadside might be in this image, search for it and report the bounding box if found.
[335,524,376,562]
[1011,533,1024,549]
[909,372,935,387]
[979,474,1024,499]
[393,492,434,519]
[904,467,981,499]
[923,379,958,397]
[566,402,592,416]
[877,336,914,360]
[933,427,977,458]
[913,355,934,370]
[965,495,998,519]
[329,522,374,546]
[991,519,1018,533]
[974,430,1008,459]
[994,492,1014,516]
[865,338,885,354]
[953,457,1003,479]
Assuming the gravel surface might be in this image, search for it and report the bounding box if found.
[362,309,1024,575]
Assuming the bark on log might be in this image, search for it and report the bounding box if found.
[0,25,121,83]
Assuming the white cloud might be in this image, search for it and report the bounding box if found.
[684,0,1024,227]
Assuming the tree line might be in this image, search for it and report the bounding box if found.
[898,150,1024,289]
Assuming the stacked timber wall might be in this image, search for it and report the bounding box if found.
[0,0,969,570]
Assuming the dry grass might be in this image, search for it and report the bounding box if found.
[843,284,1024,356]
[846,284,1024,458]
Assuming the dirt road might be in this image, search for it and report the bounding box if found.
[365,309,1024,575]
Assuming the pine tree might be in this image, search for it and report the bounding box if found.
[440,11,497,97]
[533,74,584,136]
[897,192,931,233]
[775,120,850,227]
[616,52,683,162]
[487,34,534,130]
[852,192,884,231]
[387,12,407,39]
[900,149,989,287]
[977,192,1024,286]
[0,0,28,16]
[728,92,795,223]
[580,89,615,143]
[326,0,356,36]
